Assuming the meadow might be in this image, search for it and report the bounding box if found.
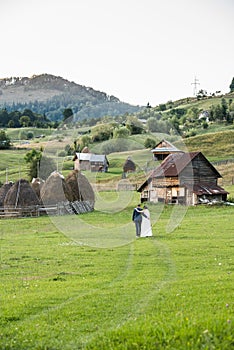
[0,201,233,349]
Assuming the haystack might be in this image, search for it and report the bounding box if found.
[40,171,73,206]
[0,182,13,208]
[65,170,95,208]
[31,178,44,201]
[123,157,136,173]
[4,179,40,215]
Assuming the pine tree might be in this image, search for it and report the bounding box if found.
[229,77,234,92]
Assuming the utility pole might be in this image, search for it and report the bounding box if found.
[191,76,200,96]
[5,168,8,184]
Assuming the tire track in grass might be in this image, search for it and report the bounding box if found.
[2,237,176,349]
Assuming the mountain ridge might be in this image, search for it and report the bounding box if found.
[0,73,141,121]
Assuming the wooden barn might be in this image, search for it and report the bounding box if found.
[151,139,183,161]
[73,153,109,172]
[138,151,228,205]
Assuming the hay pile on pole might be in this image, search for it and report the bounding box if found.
[31,178,44,201]
[40,171,73,206]
[0,182,13,209]
[65,170,95,209]
[4,179,40,216]
[123,157,136,173]
[81,146,90,153]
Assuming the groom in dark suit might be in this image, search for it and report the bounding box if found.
[132,204,144,237]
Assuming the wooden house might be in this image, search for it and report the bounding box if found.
[151,139,182,161]
[138,152,228,205]
[90,154,109,172]
[73,153,109,172]
[73,153,92,171]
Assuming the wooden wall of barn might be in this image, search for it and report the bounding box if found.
[181,156,219,185]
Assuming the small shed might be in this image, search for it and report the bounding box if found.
[73,153,109,172]
[90,154,109,172]
[151,139,182,161]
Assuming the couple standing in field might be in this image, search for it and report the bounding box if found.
[132,204,152,238]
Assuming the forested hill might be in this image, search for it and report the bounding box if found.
[0,74,141,121]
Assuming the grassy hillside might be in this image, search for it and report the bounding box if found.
[1,127,234,190]
[172,92,234,111]
[179,130,234,161]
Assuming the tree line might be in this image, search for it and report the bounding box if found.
[0,108,58,128]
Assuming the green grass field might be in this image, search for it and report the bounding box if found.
[0,202,233,349]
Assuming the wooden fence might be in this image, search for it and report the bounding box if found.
[0,200,94,219]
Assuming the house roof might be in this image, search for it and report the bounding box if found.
[90,154,109,164]
[185,183,229,196]
[151,152,198,177]
[137,152,222,192]
[73,153,109,164]
[74,153,92,161]
[151,139,182,154]
[151,152,222,178]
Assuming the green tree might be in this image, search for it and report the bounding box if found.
[147,117,159,132]
[113,126,130,139]
[8,120,15,128]
[221,98,228,120]
[79,135,92,150]
[126,116,144,135]
[229,77,234,92]
[0,109,9,127]
[144,137,156,149]
[24,149,56,181]
[0,130,11,149]
[91,124,114,142]
[24,149,42,180]
[19,130,28,140]
[63,108,73,121]
[19,115,31,127]
[213,105,223,121]
[27,131,34,139]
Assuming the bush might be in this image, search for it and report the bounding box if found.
[0,130,11,149]
[27,131,34,139]
[144,137,156,149]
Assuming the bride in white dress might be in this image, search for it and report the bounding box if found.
[141,205,152,237]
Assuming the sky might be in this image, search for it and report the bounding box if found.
[1,0,234,107]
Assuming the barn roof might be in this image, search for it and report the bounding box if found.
[150,152,198,177]
[185,183,229,195]
[151,139,182,154]
[151,152,221,177]
[90,154,109,164]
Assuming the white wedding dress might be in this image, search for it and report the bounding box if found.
[141,209,152,237]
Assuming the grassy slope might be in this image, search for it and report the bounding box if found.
[180,130,234,161]
[0,204,233,349]
[170,92,234,112]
